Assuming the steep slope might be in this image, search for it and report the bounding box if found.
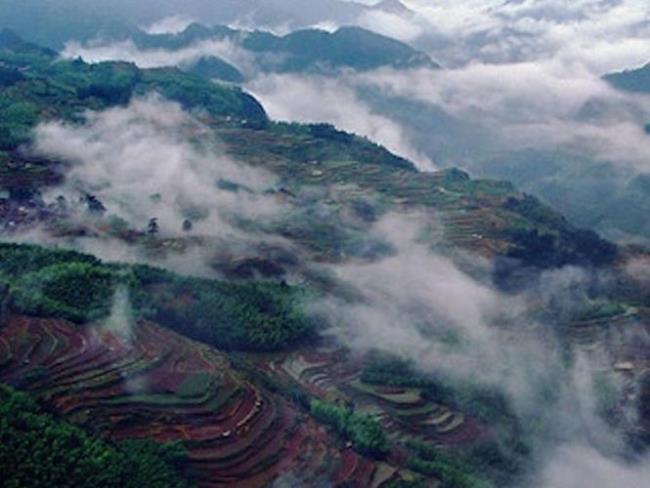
[0,32,616,273]
[0,315,381,487]
[375,0,413,15]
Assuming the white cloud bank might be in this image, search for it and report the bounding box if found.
[540,445,650,488]
[62,38,256,75]
[34,95,280,235]
[142,15,196,35]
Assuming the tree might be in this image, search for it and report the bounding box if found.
[82,193,106,215]
[148,217,159,236]
[309,399,389,458]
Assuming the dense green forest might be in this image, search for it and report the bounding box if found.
[0,384,191,488]
[0,28,267,152]
[0,243,314,351]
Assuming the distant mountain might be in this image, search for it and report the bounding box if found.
[603,62,650,93]
[181,55,244,83]
[0,28,56,56]
[0,0,373,50]
[375,0,413,15]
[242,26,437,72]
[0,1,135,51]
[0,28,28,49]
[127,23,437,75]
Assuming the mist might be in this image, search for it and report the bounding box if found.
[62,37,257,76]
[26,95,295,277]
[104,284,135,340]
[309,210,649,486]
[34,95,281,231]
[541,445,650,488]
[52,0,650,242]
[247,73,435,170]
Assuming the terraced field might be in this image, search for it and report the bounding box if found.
[214,125,550,260]
[0,315,397,487]
[256,347,487,449]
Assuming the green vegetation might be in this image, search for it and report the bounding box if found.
[504,194,618,268]
[360,353,530,485]
[133,265,315,351]
[0,31,620,276]
[0,243,314,351]
[362,354,518,425]
[506,227,617,268]
[267,121,415,171]
[0,383,191,488]
[405,437,529,488]
[14,262,119,323]
[406,440,494,488]
[137,68,266,125]
[0,29,267,153]
[309,398,389,457]
[175,372,213,398]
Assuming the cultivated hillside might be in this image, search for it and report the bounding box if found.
[1,33,649,488]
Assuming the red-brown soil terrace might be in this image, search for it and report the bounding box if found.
[0,315,397,487]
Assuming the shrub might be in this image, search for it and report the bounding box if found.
[309,399,389,457]
[13,262,118,323]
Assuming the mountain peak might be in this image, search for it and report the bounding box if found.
[375,0,412,15]
[603,61,650,94]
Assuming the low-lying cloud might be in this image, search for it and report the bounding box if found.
[540,445,650,488]
[389,0,650,69]
[142,15,196,35]
[34,95,280,233]
[28,95,293,276]
[62,38,256,75]
[310,210,646,484]
[247,73,435,170]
